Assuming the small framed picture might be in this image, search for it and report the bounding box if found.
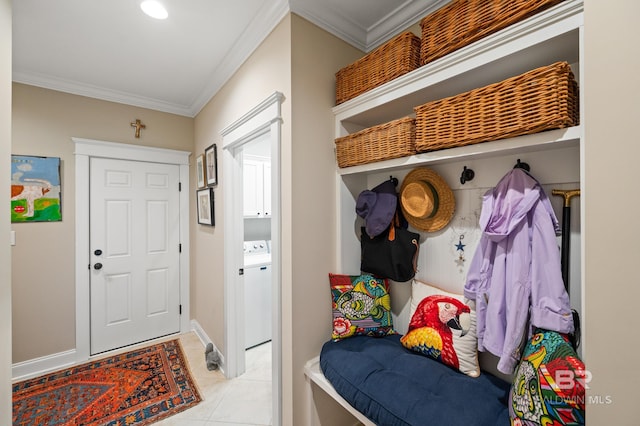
[196,188,214,226]
[205,143,218,186]
[196,154,206,189]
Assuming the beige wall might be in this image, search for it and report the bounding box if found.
[583,0,640,422]
[191,15,292,355]
[1,0,12,422]
[191,13,362,425]
[288,14,362,426]
[11,84,194,362]
[191,13,293,424]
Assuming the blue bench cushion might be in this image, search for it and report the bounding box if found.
[320,334,510,426]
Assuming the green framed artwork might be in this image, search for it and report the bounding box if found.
[11,155,62,222]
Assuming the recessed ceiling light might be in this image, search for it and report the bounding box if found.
[140,0,168,20]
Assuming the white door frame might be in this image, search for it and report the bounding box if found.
[221,92,284,426]
[73,138,191,362]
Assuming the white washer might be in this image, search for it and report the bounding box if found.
[244,239,271,267]
[243,240,272,349]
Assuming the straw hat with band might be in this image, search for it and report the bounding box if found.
[399,167,455,232]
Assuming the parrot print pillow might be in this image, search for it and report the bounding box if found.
[509,329,585,426]
[329,273,396,341]
[400,280,480,377]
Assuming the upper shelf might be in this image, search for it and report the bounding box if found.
[337,125,581,176]
[333,0,584,132]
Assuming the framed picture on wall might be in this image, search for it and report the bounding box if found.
[197,187,214,226]
[205,143,218,186]
[11,155,62,222]
[196,154,206,189]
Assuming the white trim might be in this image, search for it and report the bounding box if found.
[13,319,228,382]
[73,138,190,164]
[12,331,192,381]
[220,93,285,148]
[72,138,191,363]
[221,91,284,426]
[190,319,226,375]
[12,71,196,117]
[578,23,586,358]
[74,152,91,361]
[12,349,78,382]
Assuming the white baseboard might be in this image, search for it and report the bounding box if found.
[190,319,226,375]
[12,349,77,382]
[12,323,224,382]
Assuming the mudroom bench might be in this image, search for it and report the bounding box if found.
[304,335,510,426]
[307,2,585,425]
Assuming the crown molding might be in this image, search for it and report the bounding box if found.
[189,0,290,116]
[13,0,290,118]
[290,0,451,52]
[12,70,195,117]
[13,0,442,116]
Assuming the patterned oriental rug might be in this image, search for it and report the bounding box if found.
[12,339,202,425]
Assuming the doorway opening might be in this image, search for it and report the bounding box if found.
[221,92,283,426]
[243,133,273,382]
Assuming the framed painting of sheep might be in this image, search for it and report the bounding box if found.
[11,155,62,222]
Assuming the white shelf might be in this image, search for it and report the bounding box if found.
[323,3,585,424]
[304,357,376,426]
[334,0,583,131]
[338,125,581,176]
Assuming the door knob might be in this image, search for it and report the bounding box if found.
[94,263,103,270]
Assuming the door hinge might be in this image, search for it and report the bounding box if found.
[178,182,182,192]
[179,243,182,253]
[179,304,182,315]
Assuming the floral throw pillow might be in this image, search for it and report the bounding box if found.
[329,273,395,341]
[509,329,586,425]
[400,279,480,377]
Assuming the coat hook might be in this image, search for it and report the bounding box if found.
[390,176,398,186]
[460,166,475,185]
[513,159,530,172]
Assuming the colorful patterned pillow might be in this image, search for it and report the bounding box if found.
[329,273,396,341]
[509,329,585,425]
[400,279,480,377]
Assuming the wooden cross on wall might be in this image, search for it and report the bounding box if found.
[130,119,146,138]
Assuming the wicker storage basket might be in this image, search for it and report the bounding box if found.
[414,61,579,153]
[335,117,416,168]
[420,0,564,66]
[336,32,420,105]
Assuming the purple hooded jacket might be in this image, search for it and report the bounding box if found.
[464,168,574,374]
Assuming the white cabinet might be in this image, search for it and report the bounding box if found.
[334,0,584,337]
[243,156,271,217]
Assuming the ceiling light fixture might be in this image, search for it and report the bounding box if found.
[140,0,168,20]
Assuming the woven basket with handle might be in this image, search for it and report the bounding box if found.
[414,61,579,153]
[335,117,416,168]
[336,32,420,105]
[420,0,564,66]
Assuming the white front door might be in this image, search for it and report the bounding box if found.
[90,157,181,354]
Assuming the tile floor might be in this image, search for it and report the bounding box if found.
[156,332,273,426]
